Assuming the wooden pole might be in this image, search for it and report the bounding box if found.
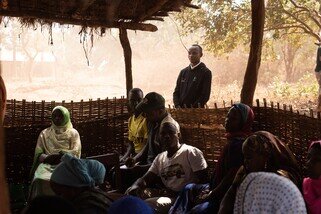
[0,57,10,214]
[119,28,133,96]
[240,0,265,106]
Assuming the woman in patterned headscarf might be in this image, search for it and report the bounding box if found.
[170,103,255,214]
[29,106,81,200]
[219,131,302,213]
[233,172,306,214]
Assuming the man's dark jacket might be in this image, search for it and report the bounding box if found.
[173,62,212,108]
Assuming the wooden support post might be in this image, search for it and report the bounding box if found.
[119,28,133,96]
[0,60,10,214]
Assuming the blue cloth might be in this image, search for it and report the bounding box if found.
[108,196,153,214]
[50,154,106,187]
[169,183,219,214]
[232,103,251,125]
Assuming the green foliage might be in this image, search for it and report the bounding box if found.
[269,72,318,99]
[175,0,321,56]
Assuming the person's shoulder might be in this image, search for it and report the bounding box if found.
[182,144,203,154]
[41,127,51,134]
[179,66,190,74]
[200,63,212,73]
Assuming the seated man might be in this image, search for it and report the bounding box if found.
[120,88,148,163]
[120,92,176,191]
[126,118,208,213]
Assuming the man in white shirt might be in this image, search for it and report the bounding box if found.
[126,118,208,213]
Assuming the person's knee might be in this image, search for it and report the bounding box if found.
[184,183,196,191]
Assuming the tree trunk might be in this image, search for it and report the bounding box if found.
[119,28,133,96]
[240,0,265,105]
[281,43,299,82]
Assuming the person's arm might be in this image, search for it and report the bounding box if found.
[68,129,81,158]
[218,166,246,214]
[125,171,159,195]
[208,168,239,200]
[132,141,148,164]
[194,168,209,184]
[120,141,134,163]
[188,147,209,183]
[218,184,238,214]
[194,69,212,107]
[173,70,183,107]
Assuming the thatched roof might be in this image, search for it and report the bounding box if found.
[0,0,198,32]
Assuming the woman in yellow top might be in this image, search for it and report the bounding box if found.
[121,88,148,164]
[29,106,81,200]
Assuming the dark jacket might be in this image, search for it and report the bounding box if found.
[173,62,212,108]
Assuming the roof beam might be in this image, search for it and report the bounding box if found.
[0,10,158,32]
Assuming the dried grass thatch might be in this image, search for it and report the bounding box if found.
[0,0,199,32]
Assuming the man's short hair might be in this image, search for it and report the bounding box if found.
[192,44,203,54]
[129,88,143,97]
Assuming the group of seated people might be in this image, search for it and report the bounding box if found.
[24,88,321,214]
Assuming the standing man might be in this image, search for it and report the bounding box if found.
[315,45,321,111]
[173,44,212,108]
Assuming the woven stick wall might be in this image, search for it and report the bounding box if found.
[5,98,321,183]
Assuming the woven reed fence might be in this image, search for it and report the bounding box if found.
[4,98,321,183]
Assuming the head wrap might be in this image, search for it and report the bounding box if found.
[52,106,72,128]
[234,172,306,214]
[108,196,153,214]
[51,154,105,187]
[243,131,301,186]
[226,103,254,139]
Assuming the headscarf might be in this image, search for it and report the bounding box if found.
[50,154,106,187]
[243,131,301,187]
[226,103,254,139]
[234,172,307,214]
[108,196,153,214]
[44,106,79,155]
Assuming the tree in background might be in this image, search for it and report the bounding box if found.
[175,0,321,103]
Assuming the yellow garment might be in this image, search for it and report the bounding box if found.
[128,114,148,153]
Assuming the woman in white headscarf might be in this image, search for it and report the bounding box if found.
[29,106,81,200]
[233,172,306,214]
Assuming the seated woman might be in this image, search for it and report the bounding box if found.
[219,131,302,213]
[126,118,208,213]
[303,141,321,214]
[170,103,254,214]
[29,106,81,200]
[233,172,306,213]
[50,153,112,214]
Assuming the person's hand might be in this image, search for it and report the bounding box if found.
[125,184,140,196]
[43,154,63,165]
[195,189,212,204]
[125,156,136,168]
[232,166,247,188]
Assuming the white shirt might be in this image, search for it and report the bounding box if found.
[190,61,202,70]
[148,144,207,192]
